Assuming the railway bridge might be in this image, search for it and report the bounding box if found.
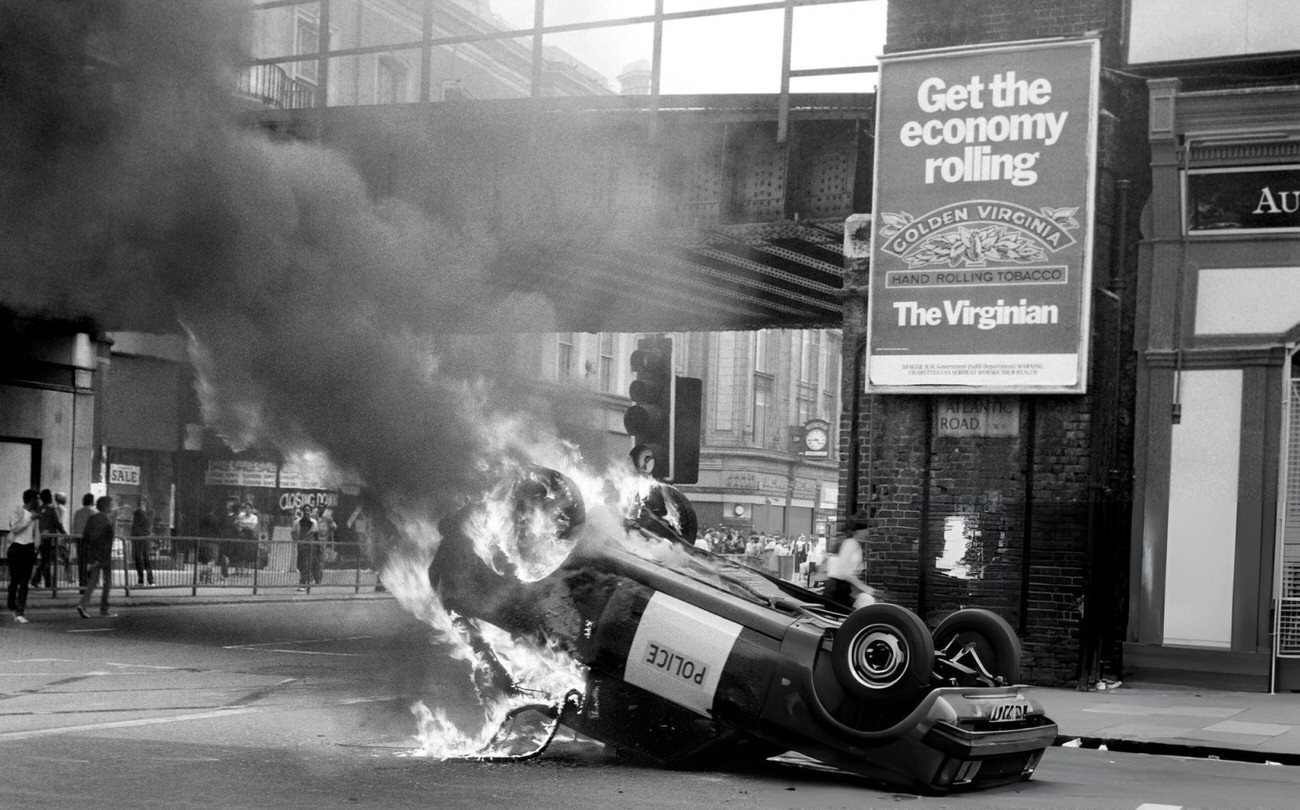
[246,92,875,333]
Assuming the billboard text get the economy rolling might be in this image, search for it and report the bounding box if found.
[866,39,1099,393]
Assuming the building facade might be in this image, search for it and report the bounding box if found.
[835,0,1148,687]
[520,329,843,542]
[0,315,102,519]
[1123,0,1300,690]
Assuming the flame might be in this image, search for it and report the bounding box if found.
[379,430,722,762]
[407,620,587,760]
[378,447,599,760]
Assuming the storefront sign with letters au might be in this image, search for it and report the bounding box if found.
[1186,166,1300,233]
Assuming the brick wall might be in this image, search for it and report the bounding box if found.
[837,0,1145,686]
[887,0,1125,64]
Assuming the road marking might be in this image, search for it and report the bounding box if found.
[0,707,259,741]
[224,635,373,656]
[224,635,373,648]
[1136,804,1183,810]
[226,648,361,657]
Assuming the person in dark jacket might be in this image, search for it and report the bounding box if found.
[130,497,155,586]
[30,488,65,588]
[293,508,321,591]
[70,493,96,587]
[78,496,118,618]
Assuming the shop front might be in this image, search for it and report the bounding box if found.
[1128,79,1300,690]
[684,453,837,542]
[171,446,371,582]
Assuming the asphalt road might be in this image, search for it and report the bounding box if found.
[5,599,1300,810]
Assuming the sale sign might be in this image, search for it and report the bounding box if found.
[866,39,1099,392]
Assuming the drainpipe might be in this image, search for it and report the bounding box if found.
[1020,396,1035,638]
[918,397,932,617]
[1273,346,1294,694]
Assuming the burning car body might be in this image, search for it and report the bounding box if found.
[429,465,1057,794]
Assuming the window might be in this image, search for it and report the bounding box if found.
[557,333,574,380]
[796,392,814,426]
[753,377,771,448]
[598,333,615,393]
[377,56,410,105]
[713,333,736,432]
[755,330,773,374]
[294,10,323,85]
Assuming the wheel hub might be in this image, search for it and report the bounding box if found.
[849,625,908,689]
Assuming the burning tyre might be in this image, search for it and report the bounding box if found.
[428,466,1057,794]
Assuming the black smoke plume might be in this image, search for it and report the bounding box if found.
[0,0,564,515]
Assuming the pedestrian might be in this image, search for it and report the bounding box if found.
[54,491,69,529]
[316,506,335,556]
[823,512,871,608]
[130,496,155,586]
[349,500,389,592]
[7,489,41,623]
[233,501,260,573]
[54,491,73,582]
[70,493,96,587]
[77,495,118,618]
[219,501,238,579]
[293,507,320,591]
[30,488,65,588]
[197,506,222,583]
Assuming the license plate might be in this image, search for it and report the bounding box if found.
[987,701,1028,723]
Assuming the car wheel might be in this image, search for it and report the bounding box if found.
[933,608,1021,683]
[638,482,698,543]
[830,603,934,704]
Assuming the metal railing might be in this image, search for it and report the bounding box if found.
[236,62,318,110]
[5,534,380,598]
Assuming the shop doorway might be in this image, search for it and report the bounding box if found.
[0,438,39,513]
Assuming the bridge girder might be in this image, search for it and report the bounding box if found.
[248,93,875,332]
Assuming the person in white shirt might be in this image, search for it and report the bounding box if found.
[8,489,41,623]
[823,513,876,609]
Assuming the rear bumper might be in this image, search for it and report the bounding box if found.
[893,690,1058,792]
[922,716,1059,759]
[811,687,1057,793]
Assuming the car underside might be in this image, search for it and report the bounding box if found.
[429,466,1058,794]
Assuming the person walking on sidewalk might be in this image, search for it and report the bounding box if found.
[293,507,321,591]
[70,492,96,586]
[130,496,155,587]
[7,489,41,623]
[822,512,876,609]
[30,488,64,589]
[78,496,118,619]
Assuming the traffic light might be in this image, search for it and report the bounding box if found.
[624,337,702,483]
[625,337,672,478]
[671,375,701,484]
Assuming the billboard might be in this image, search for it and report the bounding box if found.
[866,39,1099,393]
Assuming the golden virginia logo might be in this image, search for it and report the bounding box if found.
[878,200,1078,268]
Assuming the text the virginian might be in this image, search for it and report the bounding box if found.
[892,299,1059,330]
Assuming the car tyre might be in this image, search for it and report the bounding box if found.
[638,482,698,543]
[830,603,934,704]
[933,608,1021,684]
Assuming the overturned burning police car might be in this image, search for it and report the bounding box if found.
[429,466,1056,794]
